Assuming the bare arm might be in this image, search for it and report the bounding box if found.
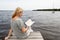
[7,28,12,37]
[5,28,13,40]
[21,26,28,33]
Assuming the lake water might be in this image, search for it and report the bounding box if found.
[0,10,60,40]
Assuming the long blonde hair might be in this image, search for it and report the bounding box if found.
[12,7,23,18]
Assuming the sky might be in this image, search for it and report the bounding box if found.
[0,0,60,10]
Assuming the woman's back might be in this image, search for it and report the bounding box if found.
[11,18,29,38]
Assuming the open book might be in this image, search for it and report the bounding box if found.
[25,19,35,27]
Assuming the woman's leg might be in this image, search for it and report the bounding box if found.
[28,26,33,32]
[26,26,33,36]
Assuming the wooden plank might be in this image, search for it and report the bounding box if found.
[30,31,42,36]
[8,31,44,40]
[10,36,42,39]
[12,31,41,36]
[9,38,44,40]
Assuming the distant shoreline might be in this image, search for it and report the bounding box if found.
[32,9,60,11]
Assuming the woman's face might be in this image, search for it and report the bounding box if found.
[18,10,23,17]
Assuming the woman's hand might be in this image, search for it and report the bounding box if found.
[5,36,10,40]
[21,26,29,33]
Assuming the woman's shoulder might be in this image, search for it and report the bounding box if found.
[12,18,22,22]
[12,17,20,21]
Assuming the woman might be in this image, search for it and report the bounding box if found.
[5,7,31,40]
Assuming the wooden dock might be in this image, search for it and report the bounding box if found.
[8,31,44,40]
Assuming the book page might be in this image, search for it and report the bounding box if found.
[25,19,35,27]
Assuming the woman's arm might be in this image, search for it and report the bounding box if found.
[5,28,12,40]
[21,26,28,33]
[7,28,12,37]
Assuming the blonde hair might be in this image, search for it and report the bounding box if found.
[12,7,23,18]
